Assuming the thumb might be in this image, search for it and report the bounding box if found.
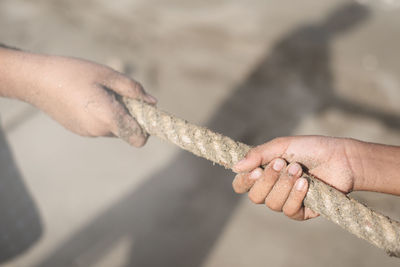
[111,103,149,147]
[233,137,291,173]
[104,74,157,105]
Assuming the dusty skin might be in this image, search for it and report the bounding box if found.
[124,98,400,257]
[0,47,157,147]
[1,0,400,266]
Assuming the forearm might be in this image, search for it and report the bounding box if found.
[349,139,400,195]
[0,46,46,103]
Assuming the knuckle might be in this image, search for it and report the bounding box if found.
[270,137,289,147]
[248,192,263,204]
[304,208,319,220]
[131,136,147,147]
[279,169,291,180]
[107,72,146,97]
[245,149,259,161]
[232,184,242,194]
[130,80,145,94]
[283,206,296,217]
[265,199,282,212]
[245,149,255,158]
[232,180,245,194]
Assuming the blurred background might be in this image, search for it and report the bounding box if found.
[0,0,400,266]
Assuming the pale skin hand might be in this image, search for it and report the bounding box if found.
[232,136,400,221]
[0,47,156,147]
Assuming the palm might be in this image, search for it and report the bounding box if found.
[281,136,354,193]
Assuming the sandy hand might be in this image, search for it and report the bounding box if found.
[2,51,157,147]
[232,136,358,220]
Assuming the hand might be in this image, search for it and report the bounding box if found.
[232,136,358,220]
[1,51,156,147]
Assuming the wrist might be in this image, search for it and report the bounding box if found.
[0,47,47,103]
[343,138,366,191]
[346,138,400,195]
[0,47,23,99]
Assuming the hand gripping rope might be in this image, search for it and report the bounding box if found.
[123,97,400,257]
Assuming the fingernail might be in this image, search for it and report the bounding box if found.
[145,94,157,104]
[295,178,307,191]
[249,168,262,180]
[288,163,301,176]
[272,158,285,172]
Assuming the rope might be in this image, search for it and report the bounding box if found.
[123,97,400,257]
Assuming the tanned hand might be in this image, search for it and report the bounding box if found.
[0,47,156,147]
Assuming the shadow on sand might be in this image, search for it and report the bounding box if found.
[25,2,400,266]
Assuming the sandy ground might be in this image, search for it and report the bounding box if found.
[1,0,400,266]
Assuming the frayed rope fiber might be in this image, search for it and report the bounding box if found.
[123,97,400,257]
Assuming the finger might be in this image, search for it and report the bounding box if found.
[248,158,286,204]
[282,177,308,218]
[304,207,320,220]
[265,162,303,212]
[233,137,291,173]
[108,99,149,147]
[232,168,262,194]
[290,207,320,221]
[115,111,149,147]
[286,207,305,221]
[104,74,157,104]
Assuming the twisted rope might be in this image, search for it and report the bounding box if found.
[123,97,400,257]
